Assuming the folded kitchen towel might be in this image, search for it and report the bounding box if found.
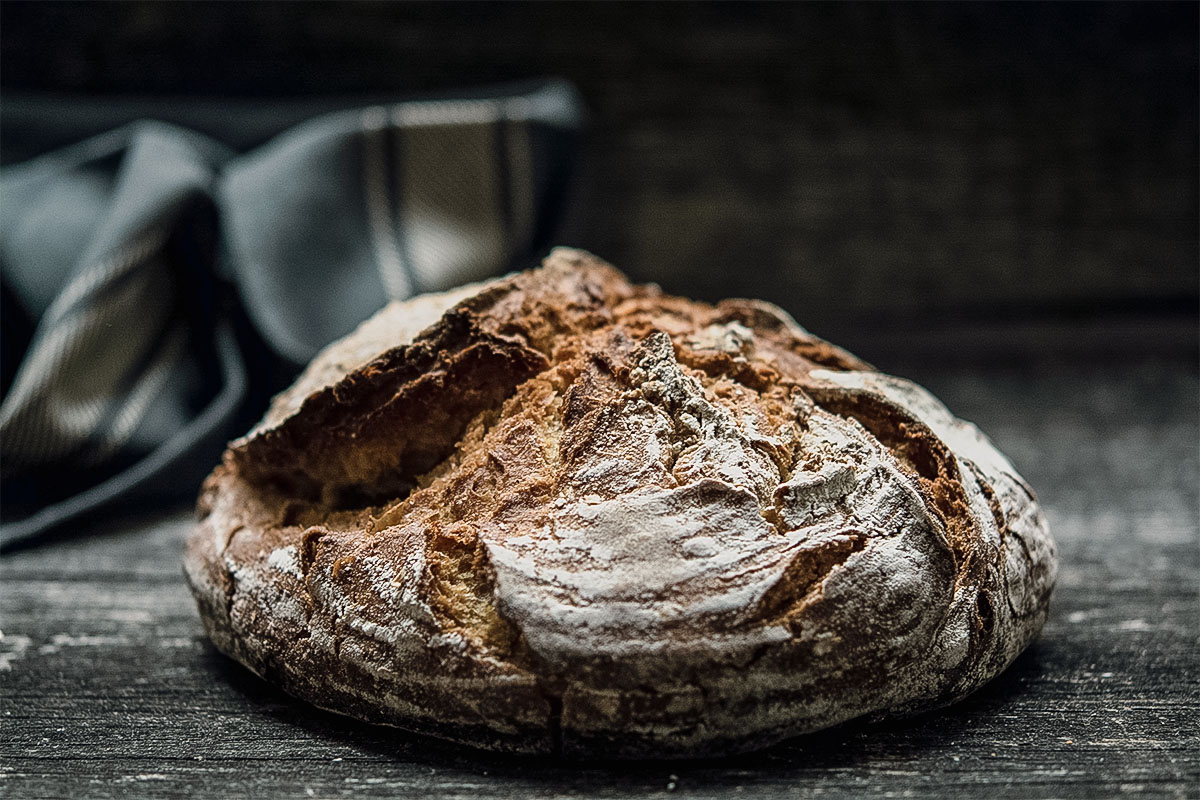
[0,80,584,548]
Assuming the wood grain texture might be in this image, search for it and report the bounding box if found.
[2,341,1196,798]
[2,2,1196,341]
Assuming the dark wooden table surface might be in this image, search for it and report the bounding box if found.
[1,5,1195,797]
[2,327,1197,799]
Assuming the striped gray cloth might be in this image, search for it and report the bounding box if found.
[0,81,583,547]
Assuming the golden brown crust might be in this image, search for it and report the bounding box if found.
[185,248,1057,758]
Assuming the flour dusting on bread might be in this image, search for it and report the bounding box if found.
[185,248,1056,758]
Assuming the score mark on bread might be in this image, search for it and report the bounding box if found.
[184,248,1056,758]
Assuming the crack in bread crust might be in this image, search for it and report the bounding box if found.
[184,248,1057,758]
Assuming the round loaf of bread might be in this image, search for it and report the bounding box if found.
[184,248,1057,758]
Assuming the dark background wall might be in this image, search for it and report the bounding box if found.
[2,1,1196,347]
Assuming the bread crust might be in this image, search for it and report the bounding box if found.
[184,248,1056,758]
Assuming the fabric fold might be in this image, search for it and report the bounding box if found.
[1,80,584,547]
[221,81,582,366]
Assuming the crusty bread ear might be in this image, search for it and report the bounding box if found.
[185,248,1056,758]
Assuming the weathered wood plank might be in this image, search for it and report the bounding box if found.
[2,3,1195,343]
[2,355,1197,799]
